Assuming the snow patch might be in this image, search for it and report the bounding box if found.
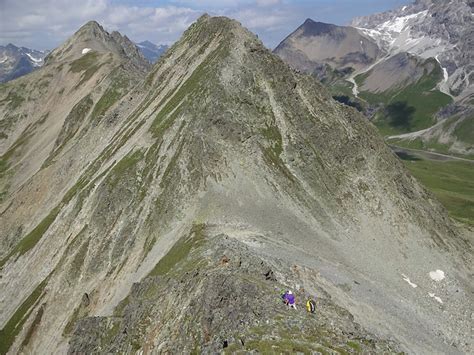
[26,53,43,67]
[379,11,428,34]
[82,48,92,55]
[401,274,417,288]
[26,53,42,63]
[0,57,8,64]
[434,55,448,82]
[442,67,448,82]
[429,270,445,282]
[347,77,359,97]
[428,293,443,304]
[402,6,407,12]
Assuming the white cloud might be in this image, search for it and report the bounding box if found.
[256,0,281,7]
[1,0,396,50]
[0,0,202,49]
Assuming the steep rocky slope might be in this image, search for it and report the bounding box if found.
[0,15,472,354]
[274,19,381,83]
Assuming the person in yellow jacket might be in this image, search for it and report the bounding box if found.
[306,298,316,313]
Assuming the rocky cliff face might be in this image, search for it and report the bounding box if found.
[352,0,473,101]
[0,15,472,354]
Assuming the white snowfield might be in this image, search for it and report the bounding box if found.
[356,10,448,60]
[26,53,43,67]
[429,270,445,282]
[379,11,428,35]
[82,48,92,54]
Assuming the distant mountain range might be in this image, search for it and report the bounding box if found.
[274,0,473,157]
[136,41,169,63]
[0,44,48,83]
[0,40,168,83]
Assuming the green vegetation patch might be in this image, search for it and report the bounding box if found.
[401,158,474,225]
[0,123,39,202]
[0,90,25,111]
[20,303,45,351]
[388,137,472,159]
[91,74,130,120]
[69,52,104,87]
[261,125,283,157]
[149,42,229,137]
[454,116,474,144]
[148,224,206,277]
[357,62,452,135]
[106,149,144,189]
[0,206,60,268]
[0,278,48,355]
[0,169,91,269]
[47,94,93,164]
[69,52,100,73]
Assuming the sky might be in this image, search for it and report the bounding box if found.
[0,0,411,51]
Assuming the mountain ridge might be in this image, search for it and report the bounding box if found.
[0,15,472,353]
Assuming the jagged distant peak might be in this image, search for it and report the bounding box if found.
[135,40,169,63]
[44,20,149,71]
[0,43,48,82]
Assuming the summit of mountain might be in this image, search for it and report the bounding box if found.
[45,20,149,72]
[274,18,381,82]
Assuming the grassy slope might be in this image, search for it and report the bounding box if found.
[356,60,452,136]
[399,154,474,225]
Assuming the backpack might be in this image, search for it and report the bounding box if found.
[306,299,315,313]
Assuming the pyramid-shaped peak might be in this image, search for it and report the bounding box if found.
[73,20,109,42]
[44,20,149,70]
[181,14,262,50]
[81,20,103,30]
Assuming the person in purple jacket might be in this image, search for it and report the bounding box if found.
[283,290,297,309]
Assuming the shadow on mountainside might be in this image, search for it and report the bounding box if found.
[386,101,415,130]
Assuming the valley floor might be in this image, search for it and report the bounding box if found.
[394,147,474,225]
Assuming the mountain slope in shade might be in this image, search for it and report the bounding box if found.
[136,40,169,63]
[0,44,48,83]
[0,16,472,354]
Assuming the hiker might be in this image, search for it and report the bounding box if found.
[306,298,316,313]
[283,290,297,309]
